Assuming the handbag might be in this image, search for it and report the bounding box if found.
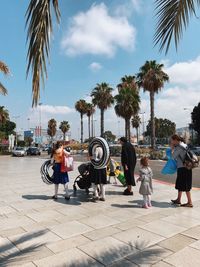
[65,156,74,172]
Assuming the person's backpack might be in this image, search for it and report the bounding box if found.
[183,147,199,170]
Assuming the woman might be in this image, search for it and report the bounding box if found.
[51,141,70,200]
[171,134,193,207]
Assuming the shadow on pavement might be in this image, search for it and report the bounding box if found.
[0,230,47,266]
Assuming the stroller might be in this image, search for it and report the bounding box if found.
[73,162,92,194]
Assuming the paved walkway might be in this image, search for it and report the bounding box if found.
[1,156,200,267]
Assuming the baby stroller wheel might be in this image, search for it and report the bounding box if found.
[85,188,90,195]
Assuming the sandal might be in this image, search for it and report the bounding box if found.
[181,203,193,208]
[52,195,58,200]
[171,199,181,205]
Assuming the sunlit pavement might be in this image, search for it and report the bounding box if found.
[1,156,200,266]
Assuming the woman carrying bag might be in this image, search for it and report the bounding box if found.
[51,141,70,200]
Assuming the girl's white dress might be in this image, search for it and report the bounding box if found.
[138,167,153,195]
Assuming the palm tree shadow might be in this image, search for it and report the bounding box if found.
[0,230,47,266]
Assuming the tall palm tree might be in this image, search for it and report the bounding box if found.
[59,120,70,141]
[86,103,95,139]
[115,76,140,141]
[0,61,9,96]
[131,114,141,144]
[154,0,199,53]
[0,106,9,124]
[137,60,169,148]
[26,0,60,106]
[91,83,114,137]
[75,99,88,143]
[47,118,57,143]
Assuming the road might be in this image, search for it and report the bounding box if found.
[39,152,200,188]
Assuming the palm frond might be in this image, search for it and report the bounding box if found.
[0,61,9,75]
[0,82,8,96]
[154,0,198,53]
[26,0,60,107]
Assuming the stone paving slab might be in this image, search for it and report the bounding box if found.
[1,156,200,266]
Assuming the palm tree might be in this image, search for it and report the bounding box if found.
[26,0,60,106]
[0,106,9,124]
[91,83,114,137]
[137,60,169,148]
[75,99,88,143]
[0,61,9,96]
[115,76,140,141]
[132,115,141,144]
[86,103,95,139]
[59,121,70,141]
[47,118,57,143]
[154,0,199,53]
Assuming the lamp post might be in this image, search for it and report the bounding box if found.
[183,108,193,144]
[13,115,20,146]
[139,112,145,142]
[27,118,30,130]
[39,103,42,145]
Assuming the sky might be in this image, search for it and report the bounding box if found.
[0,0,200,140]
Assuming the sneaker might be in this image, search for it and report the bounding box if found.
[91,197,99,202]
[99,197,105,201]
[65,196,70,200]
[147,202,152,207]
[142,204,149,209]
[52,195,58,200]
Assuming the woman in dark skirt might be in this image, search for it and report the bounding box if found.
[51,141,70,200]
[171,134,193,207]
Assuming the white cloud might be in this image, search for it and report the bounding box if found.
[114,0,142,17]
[61,3,136,57]
[89,62,102,72]
[39,105,74,115]
[165,56,200,85]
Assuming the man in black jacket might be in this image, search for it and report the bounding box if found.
[119,137,136,195]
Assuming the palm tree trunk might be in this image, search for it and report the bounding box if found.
[136,127,139,144]
[80,113,83,144]
[150,91,155,149]
[63,132,65,141]
[88,116,91,139]
[125,118,128,140]
[127,119,131,142]
[100,109,104,137]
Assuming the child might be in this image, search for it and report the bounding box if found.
[107,157,117,184]
[137,157,153,209]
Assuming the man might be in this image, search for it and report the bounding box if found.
[119,137,136,195]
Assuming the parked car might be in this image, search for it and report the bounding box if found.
[191,147,200,156]
[27,147,41,156]
[12,147,26,157]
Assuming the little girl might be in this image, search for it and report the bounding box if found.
[137,157,153,209]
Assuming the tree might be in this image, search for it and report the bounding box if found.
[0,61,9,96]
[24,136,33,146]
[0,106,9,124]
[103,130,116,143]
[115,76,140,141]
[26,0,60,106]
[0,120,16,137]
[86,103,95,139]
[192,103,200,144]
[145,117,176,143]
[59,121,70,140]
[131,115,141,143]
[75,99,88,143]
[91,83,114,137]
[137,61,169,149]
[47,118,57,143]
[154,0,199,53]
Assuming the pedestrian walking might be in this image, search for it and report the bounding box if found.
[171,134,193,207]
[119,137,137,195]
[51,141,70,200]
[137,157,153,209]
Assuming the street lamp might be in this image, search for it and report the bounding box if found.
[39,103,42,145]
[27,118,30,130]
[183,108,193,144]
[12,115,20,146]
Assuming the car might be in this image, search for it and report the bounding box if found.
[27,147,41,156]
[12,147,26,157]
[191,147,200,156]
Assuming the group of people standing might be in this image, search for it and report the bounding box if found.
[50,134,193,208]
